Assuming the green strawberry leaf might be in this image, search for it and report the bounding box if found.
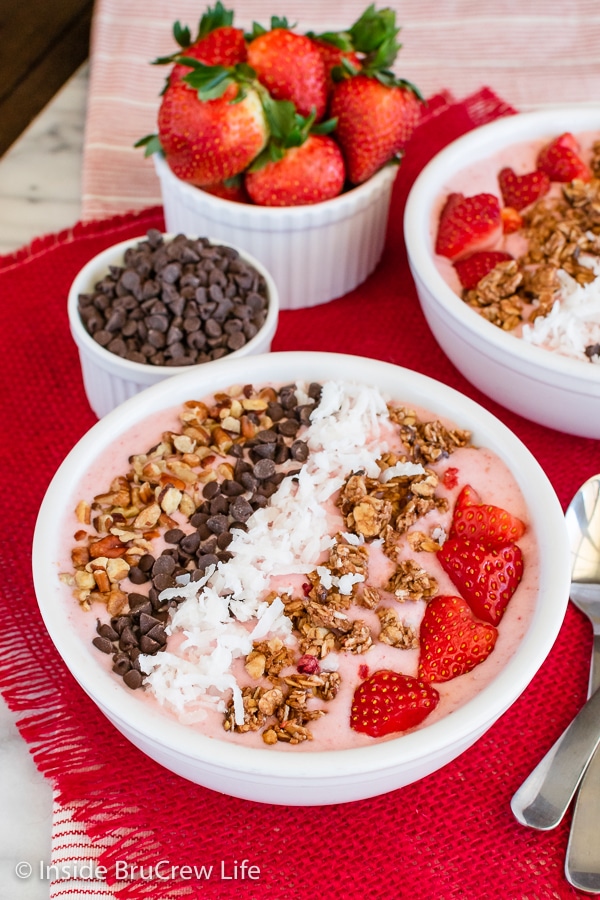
[310,116,338,136]
[197,1,234,39]
[305,30,355,51]
[173,20,192,48]
[134,134,163,157]
[349,5,400,56]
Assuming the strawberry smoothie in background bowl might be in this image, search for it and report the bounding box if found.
[32,351,570,806]
[141,3,423,310]
[404,106,600,439]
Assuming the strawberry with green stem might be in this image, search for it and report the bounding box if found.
[245,105,345,206]
[246,17,329,120]
[137,60,269,188]
[153,2,247,85]
[328,4,423,184]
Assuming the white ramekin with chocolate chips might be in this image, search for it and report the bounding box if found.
[68,230,279,418]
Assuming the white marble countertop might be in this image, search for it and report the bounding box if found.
[0,64,89,898]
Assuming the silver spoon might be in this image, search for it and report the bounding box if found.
[511,474,600,831]
[565,475,600,892]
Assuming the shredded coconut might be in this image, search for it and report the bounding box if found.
[140,381,393,723]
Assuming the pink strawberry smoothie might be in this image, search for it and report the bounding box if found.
[58,381,539,751]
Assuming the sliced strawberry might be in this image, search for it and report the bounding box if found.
[435,192,503,261]
[350,670,439,737]
[497,167,550,211]
[453,250,514,290]
[437,537,524,626]
[536,133,591,182]
[449,484,526,544]
[418,595,498,683]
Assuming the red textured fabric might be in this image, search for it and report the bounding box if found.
[1,88,596,899]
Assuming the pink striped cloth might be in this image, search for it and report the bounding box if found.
[81,0,600,221]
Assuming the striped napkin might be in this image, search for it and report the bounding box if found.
[81,0,600,221]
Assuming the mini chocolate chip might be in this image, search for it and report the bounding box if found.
[138,553,155,572]
[164,528,185,544]
[196,553,220,570]
[253,459,276,480]
[203,481,221,499]
[92,636,113,654]
[217,531,233,549]
[152,554,177,576]
[221,479,245,497]
[123,669,144,690]
[229,496,253,521]
[139,635,161,655]
[180,532,201,554]
[127,566,149,584]
[290,440,309,462]
[97,622,119,641]
[206,514,229,534]
[152,572,176,592]
[127,592,148,612]
[210,494,230,515]
[112,655,131,676]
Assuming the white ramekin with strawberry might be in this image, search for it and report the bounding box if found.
[138,3,424,310]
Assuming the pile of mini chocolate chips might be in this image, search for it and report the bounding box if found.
[92,382,322,689]
[78,230,270,366]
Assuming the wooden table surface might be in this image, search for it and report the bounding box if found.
[0,0,93,156]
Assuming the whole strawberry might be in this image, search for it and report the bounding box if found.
[350,670,440,737]
[153,3,247,85]
[328,6,423,184]
[245,133,345,206]
[247,19,328,120]
[156,68,268,187]
[418,595,498,683]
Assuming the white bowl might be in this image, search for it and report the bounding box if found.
[404,106,600,439]
[32,351,570,806]
[154,153,397,311]
[68,233,279,418]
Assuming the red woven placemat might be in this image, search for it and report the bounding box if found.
[1,88,596,899]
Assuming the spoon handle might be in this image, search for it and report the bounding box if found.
[565,631,600,891]
[511,685,600,830]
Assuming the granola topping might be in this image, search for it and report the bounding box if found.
[443,134,600,362]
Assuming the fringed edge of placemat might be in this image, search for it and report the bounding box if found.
[0,206,165,273]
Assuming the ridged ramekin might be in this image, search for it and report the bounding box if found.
[154,153,397,311]
[68,234,279,418]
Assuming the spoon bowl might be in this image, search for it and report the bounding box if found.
[566,474,600,695]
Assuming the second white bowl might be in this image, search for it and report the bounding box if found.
[154,153,398,311]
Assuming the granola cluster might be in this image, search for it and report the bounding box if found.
[463,141,600,338]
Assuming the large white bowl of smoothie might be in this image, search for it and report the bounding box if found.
[404,107,600,438]
[32,351,570,805]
